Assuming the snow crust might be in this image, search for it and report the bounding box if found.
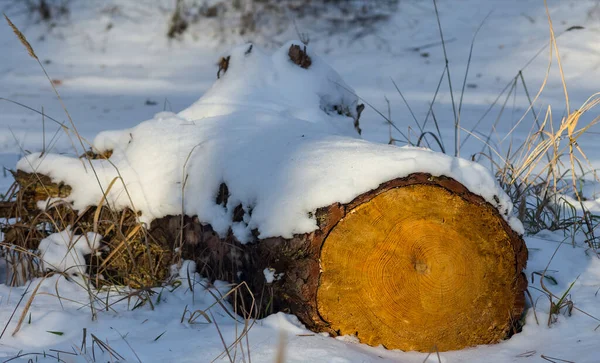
[38,228,102,275]
[17,42,524,239]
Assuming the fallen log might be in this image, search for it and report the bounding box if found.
[151,174,527,352]
[4,41,528,352]
[10,169,527,352]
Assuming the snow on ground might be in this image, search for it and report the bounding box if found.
[37,228,102,275]
[1,0,600,362]
[0,231,598,363]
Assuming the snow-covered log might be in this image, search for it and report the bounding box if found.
[148,173,528,352]
[7,42,527,352]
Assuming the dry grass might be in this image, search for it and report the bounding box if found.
[487,0,600,252]
[457,1,600,332]
[383,1,600,251]
[0,14,260,362]
[165,0,398,44]
[0,14,176,290]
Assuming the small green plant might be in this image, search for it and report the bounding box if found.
[548,278,576,322]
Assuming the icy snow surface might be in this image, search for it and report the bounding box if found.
[18,42,523,240]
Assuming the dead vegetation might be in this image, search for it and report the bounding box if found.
[217,55,230,79]
[2,0,70,25]
[25,0,69,22]
[0,14,171,289]
[166,0,399,42]
[1,174,172,288]
[288,44,311,69]
[376,1,600,252]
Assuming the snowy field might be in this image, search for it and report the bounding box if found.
[1,0,600,362]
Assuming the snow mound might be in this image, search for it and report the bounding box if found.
[17,41,524,240]
[177,41,363,136]
[38,228,102,275]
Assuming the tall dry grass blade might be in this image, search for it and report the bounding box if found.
[518,72,544,135]
[432,0,459,156]
[421,66,446,135]
[544,0,570,115]
[481,77,518,155]
[391,78,424,140]
[458,11,492,121]
[331,80,410,143]
[12,276,46,336]
[274,329,287,363]
[210,310,234,363]
[0,279,33,340]
[41,106,46,156]
[3,15,90,174]
[462,75,515,147]
[93,177,119,234]
[113,327,143,363]
[0,98,66,128]
[3,14,37,60]
[417,131,445,153]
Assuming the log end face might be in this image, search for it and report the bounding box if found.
[317,184,527,352]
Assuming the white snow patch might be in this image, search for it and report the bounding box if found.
[263,267,275,283]
[17,42,523,240]
[263,267,284,284]
[38,228,102,275]
[336,335,361,344]
[179,260,197,278]
[262,312,310,335]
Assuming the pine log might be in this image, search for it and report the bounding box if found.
[9,170,527,352]
[149,173,528,352]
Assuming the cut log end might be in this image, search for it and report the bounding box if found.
[317,183,525,352]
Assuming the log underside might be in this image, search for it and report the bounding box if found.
[3,171,528,352]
